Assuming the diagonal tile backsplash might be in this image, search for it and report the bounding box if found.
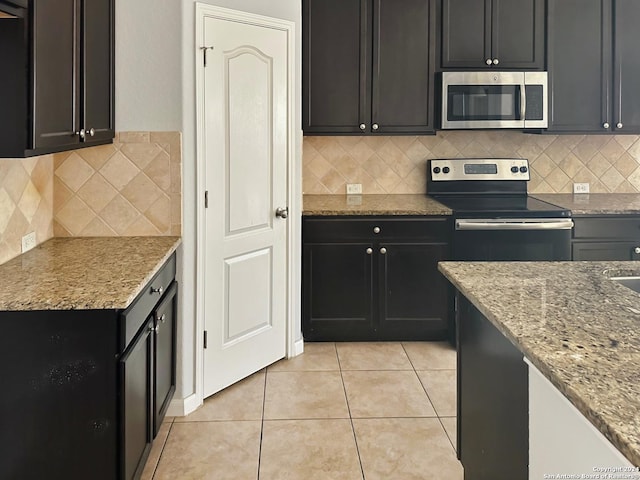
[303,131,640,194]
[53,132,182,237]
[0,156,54,265]
[0,132,182,266]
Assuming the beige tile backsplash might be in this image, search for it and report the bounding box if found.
[0,156,54,265]
[303,131,640,195]
[0,132,182,265]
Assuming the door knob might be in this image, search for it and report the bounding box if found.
[373,226,381,234]
[634,247,640,254]
[492,58,499,65]
[603,122,610,129]
[275,207,288,219]
[89,128,95,137]
[485,58,492,65]
[359,124,366,130]
[77,129,86,139]
[380,247,387,254]
[372,123,379,131]
[366,248,373,255]
[617,123,623,129]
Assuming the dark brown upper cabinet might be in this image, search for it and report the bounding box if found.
[303,0,437,135]
[441,0,545,70]
[547,0,640,133]
[0,0,114,158]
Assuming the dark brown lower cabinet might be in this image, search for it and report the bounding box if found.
[302,216,451,341]
[572,216,640,260]
[0,255,177,480]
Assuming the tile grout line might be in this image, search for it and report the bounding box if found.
[401,343,458,454]
[336,343,367,480]
[256,369,268,480]
[150,419,174,480]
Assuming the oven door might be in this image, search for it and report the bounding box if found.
[453,218,573,261]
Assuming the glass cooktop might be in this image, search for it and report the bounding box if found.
[430,194,571,218]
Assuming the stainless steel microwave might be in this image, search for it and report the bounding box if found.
[441,71,548,129]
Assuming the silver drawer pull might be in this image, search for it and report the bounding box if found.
[159,314,166,323]
[151,286,164,295]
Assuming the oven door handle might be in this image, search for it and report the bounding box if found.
[456,219,574,231]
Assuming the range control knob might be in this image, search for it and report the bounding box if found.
[520,166,528,173]
[511,166,519,173]
[442,167,450,174]
[433,167,441,174]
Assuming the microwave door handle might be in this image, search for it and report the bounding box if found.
[520,83,527,121]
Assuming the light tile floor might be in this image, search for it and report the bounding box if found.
[142,342,463,480]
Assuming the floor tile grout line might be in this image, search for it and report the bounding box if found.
[150,420,174,480]
[336,343,367,480]
[256,369,268,480]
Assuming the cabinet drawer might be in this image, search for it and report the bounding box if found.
[303,217,451,242]
[573,216,640,240]
[120,254,176,350]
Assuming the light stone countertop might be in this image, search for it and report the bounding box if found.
[0,237,181,311]
[534,193,640,215]
[438,260,640,466]
[303,194,452,216]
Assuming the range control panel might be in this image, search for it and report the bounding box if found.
[430,158,530,181]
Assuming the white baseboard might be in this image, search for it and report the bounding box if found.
[292,338,304,357]
[166,393,202,417]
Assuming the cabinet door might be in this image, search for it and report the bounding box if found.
[441,0,491,68]
[303,0,371,133]
[547,0,610,132]
[572,242,640,261]
[82,0,114,143]
[302,243,375,341]
[120,318,154,480]
[613,0,640,133]
[372,0,435,134]
[153,282,177,436]
[378,243,449,340]
[32,0,81,150]
[491,0,544,69]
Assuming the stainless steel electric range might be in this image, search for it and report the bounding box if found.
[427,158,573,261]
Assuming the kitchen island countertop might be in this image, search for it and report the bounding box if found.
[0,236,181,311]
[439,260,640,466]
[303,194,452,216]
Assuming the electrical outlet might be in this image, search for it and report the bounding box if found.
[573,183,590,194]
[21,232,36,253]
[346,183,362,194]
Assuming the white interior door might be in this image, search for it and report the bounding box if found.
[201,10,289,397]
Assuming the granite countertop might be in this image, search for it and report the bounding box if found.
[0,237,181,311]
[303,194,452,216]
[438,260,640,466]
[534,193,640,215]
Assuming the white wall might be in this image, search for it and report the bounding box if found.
[116,0,302,401]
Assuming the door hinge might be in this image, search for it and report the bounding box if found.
[205,190,209,208]
[200,46,214,67]
[204,330,208,349]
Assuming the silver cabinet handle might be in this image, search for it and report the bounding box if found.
[275,207,288,219]
[493,58,499,65]
[603,122,610,129]
[359,123,366,130]
[373,226,381,234]
[380,247,387,254]
[159,314,166,323]
[77,129,86,139]
[366,248,373,255]
[617,123,623,129]
[372,123,379,131]
[634,247,640,254]
[151,286,163,295]
[88,128,95,137]
[486,58,492,65]
[149,324,158,333]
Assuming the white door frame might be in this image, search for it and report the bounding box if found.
[192,3,300,411]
